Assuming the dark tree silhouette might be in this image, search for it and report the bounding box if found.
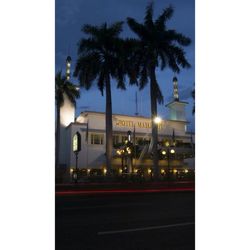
[127,2,191,179]
[192,88,195,115]
[74,22,135,175]
[55,71,80,169]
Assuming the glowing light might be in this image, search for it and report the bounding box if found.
[161,150,167,155]
[134,169,138,173]
[67,62,71,67]
[165,141,170,147]
[148,169,152,174]
[126,147,131,154]
[184,169,189,173]
[56,187,195,196]
[119,168,122,174]
[170,149,175,154]
[173,169,177,174]
[60,94,75,127]
[87,169,91,174]
[70,168,74,173]
[72,134,79,152]
[103,168,107,174]
[116,150,121,155]
[154,116,162,124]
[161,169,165,174]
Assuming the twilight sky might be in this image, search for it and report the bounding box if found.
[56,0,195,131]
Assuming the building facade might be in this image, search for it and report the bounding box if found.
[58,94,195,178]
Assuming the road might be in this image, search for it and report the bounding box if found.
[56,192,195,250]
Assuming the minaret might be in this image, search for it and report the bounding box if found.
[60,56,75,128]
[173,76,179,101]
[66,56,71,81]
[59,56,76,168]
[166,77,188,121]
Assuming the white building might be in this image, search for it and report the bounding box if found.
[58,78,195,179]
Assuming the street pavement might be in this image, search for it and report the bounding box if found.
[56,192,195,250]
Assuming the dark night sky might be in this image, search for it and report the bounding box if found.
[56,0,195,130]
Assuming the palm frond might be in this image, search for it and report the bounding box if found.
[169,45,191,69]
[75,22,133,97]
[74,53,101,90]
[78,38,100,55]
[144,2,154,28]
[139,65,148,90]
[55,71,80,107]
[166,30,191,46]
[108,21,124,37]
[158,51,166,70]
[97,70,105,96]
[127,17,148,40]
[82,24,99,36]
[155,5,174,30]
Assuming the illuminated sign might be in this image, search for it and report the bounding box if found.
[73,132,81,152]
[115,120,163,129]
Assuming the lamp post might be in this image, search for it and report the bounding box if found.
[72,132,81,183]
[152,116,162,180]
[116,149,125,173]
[169,148,175,171]
[161,144,175,179]
[153,116,162,124]
[127,130,133,174]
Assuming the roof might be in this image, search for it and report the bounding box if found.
[80,110,150,119]
[165,100,189,107]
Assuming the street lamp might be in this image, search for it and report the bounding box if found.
[152,116,162,179]
[161,150,167,156]
[116,149,125,173]
[72,132,81,183]
[161,143,175,177]
[126,130,133,173]
[127,130,132,142]
[153,116,162,124]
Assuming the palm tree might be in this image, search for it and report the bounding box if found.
[74,22,134,175]
[127,2,191,179]
[55,71,80,169]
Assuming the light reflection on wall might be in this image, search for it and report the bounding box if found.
[60,93,75,127]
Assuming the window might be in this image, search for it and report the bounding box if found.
[121,136,128,143]
[91,133,104,145]
[113,135,120,145]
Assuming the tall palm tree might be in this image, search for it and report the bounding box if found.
[192,88,195,115]
[55,71,80,169]
[74,22,134,175]
[127,2,191,179]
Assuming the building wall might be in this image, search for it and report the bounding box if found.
[59,94,75,167]
[65,112,194,170]
[76,112,187,134]
[167,102,187,121]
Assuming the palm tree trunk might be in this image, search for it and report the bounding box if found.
[105,76,113,176]
[150,68,159,180]
[55,103,61,169]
